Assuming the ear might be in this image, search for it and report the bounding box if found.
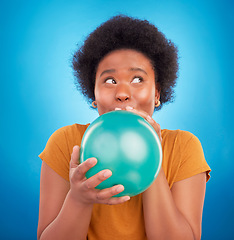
[155,82,161,102]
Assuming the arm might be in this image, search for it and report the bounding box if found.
[37,146,130,240]
[142,169,206,240]
[37,162,93,240]
[125,107,206,240]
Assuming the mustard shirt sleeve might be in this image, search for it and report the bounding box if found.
[174,131,211,183]
[39,124,88,181]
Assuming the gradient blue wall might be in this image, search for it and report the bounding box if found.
[1,0,233,239]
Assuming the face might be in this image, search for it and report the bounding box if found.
[94,49,160,116]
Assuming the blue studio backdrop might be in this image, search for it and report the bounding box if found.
[0,0,233,239]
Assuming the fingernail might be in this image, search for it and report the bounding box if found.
[126,106,133,110]
[124,196,130,201]
[73,145,78,151]
[116,185,124,193]
[115,107,122,110]
[146,115,152,122]
[103,170,112,178]
[89,158,96,165]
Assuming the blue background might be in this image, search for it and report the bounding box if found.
[1,0,233,239]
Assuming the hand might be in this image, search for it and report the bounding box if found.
[116,106,162,142]
[69,145,131,206]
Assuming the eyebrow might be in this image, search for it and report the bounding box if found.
[100,69,116,77]
[129,67,148,75]
[99,67,148,77]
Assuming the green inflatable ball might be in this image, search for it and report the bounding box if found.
[80,110,162,197]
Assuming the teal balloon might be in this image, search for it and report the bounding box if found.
[80,110,162,197]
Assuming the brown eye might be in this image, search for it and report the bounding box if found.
[131,77,143,83]
[105,78,116,84]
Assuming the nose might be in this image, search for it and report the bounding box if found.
[115,84,131,102]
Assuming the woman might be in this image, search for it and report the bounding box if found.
[37,15,211,240]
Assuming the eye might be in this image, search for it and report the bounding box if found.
[131,76,143,83]
[105,78,116,84]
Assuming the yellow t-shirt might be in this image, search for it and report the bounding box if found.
[39,123,211,240]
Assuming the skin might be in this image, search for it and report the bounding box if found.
[94,49,160,117]
[37,49,206,240]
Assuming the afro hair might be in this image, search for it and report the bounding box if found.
[72,15,179,110]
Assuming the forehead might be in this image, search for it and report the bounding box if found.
[96,49,154,72]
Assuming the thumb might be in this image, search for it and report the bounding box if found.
[70,145,80,169]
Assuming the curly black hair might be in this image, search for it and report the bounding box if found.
[72,15,178,110]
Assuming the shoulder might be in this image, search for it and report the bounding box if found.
[162,129,195,138]
[161,129,205,168]
[39,123,90,181]
[161,129,210,183]
[42,123,90,157]
[49,123,90,144]
[52,123,90,137]
[161,129,198,147]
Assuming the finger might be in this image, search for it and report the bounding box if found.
[86,185,130,205]
[70,145,80,169]
[84,169,112,189]
[94,184,125,200]
[105,195,131,205]
[125,106,162,141]
[126,106,155,125]
[72,157,97,182]
[145,115,162,142]
[126,106,149,119]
